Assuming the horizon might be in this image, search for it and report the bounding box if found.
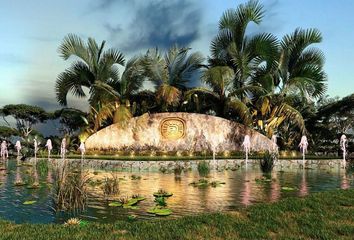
[1,0,354,112]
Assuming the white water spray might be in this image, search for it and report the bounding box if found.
[242,135,251,168]
[340,134,347,168]
[299,135,308,168]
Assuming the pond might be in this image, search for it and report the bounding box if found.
[0,158,353,224]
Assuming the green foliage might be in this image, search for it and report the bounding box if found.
[0,126,19,138]
[1,104,49,136]
[259,151,277,173]
[197,161,210,178]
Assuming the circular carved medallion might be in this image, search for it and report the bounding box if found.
[160,117,186,140]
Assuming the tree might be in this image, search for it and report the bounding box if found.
[0,104,49,137]
[55,34,125,106]
[52,108,87,136]
[184,66,253,124]
[142,46,204,111]
[0,126,19,138]
[209,0,279,95]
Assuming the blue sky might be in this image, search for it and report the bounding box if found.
[0,0,353,111]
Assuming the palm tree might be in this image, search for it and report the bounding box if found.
[276,28,327,101]
[56,34,125,106]
[209,0,279,95]
[142,46,204,111]
[250,28,327,136]
[184,66,253,124]
[56,34,148,131]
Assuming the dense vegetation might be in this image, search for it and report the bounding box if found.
[0,0,353,154]
[0,189,353,239]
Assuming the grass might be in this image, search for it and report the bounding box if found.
[1,189,353,239]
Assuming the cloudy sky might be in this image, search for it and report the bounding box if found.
[1,0,354,112]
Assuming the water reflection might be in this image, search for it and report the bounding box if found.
[0,158,353,224]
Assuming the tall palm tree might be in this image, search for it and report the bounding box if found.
[209,0,279,95]
[56,34,125,106]
[277,28,327,100]
[142,46,204,111]
[250,28,327,136]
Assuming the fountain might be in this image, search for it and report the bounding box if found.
[271,135,278,153]
[299,135,308,167]
[45,139,53,159]
[60,138,67,160]
[33,137,39,160]
[242,135,251,167]
[15,140,21,157]
[340,134,347,168]
[78,142,85,161]
[1,140,8,159]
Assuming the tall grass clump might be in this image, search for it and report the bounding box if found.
[102,174,119,196]
[52,161,90,212]
[197,161,210,178]
[260,151,277,173]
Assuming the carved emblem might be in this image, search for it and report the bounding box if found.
[160,117,186,140]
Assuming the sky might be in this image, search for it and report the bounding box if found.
[0,0,354,113]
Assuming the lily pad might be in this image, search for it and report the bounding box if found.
[23,200,37,205]
[153,192,173,197]
[132,197,145,202]
[281,187,297,191]
[123,205,139,210]
[79,220,89,227]
[14,182,26,186]
[147,207,172,216]
[108,202,122,207]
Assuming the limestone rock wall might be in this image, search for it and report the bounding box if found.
[85,112,273,153]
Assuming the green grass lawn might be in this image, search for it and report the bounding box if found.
[1,189,353,240]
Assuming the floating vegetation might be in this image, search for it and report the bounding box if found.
[130,174,141,180]
[147,206,172,216]
[281,186,298,191]
[189,179,225,188]
[23,200,36,205]
[108,202,122,207]
[189,179,209,188]
[153,189,173,198]
[27,182,40,189]
[14,181,26,186]
[255,176,274,184]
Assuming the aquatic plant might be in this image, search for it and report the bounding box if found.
[23,200,36,205]
[147,206,172,216]
[197,161,210,178]
[52,162,90,212]
[173,163,184,176]
[64,218,81,226]
[153,189,173,197]
[130,174,141,180]
[260,151,277,173]
[154,197,167,207]
[102,175,119,196]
